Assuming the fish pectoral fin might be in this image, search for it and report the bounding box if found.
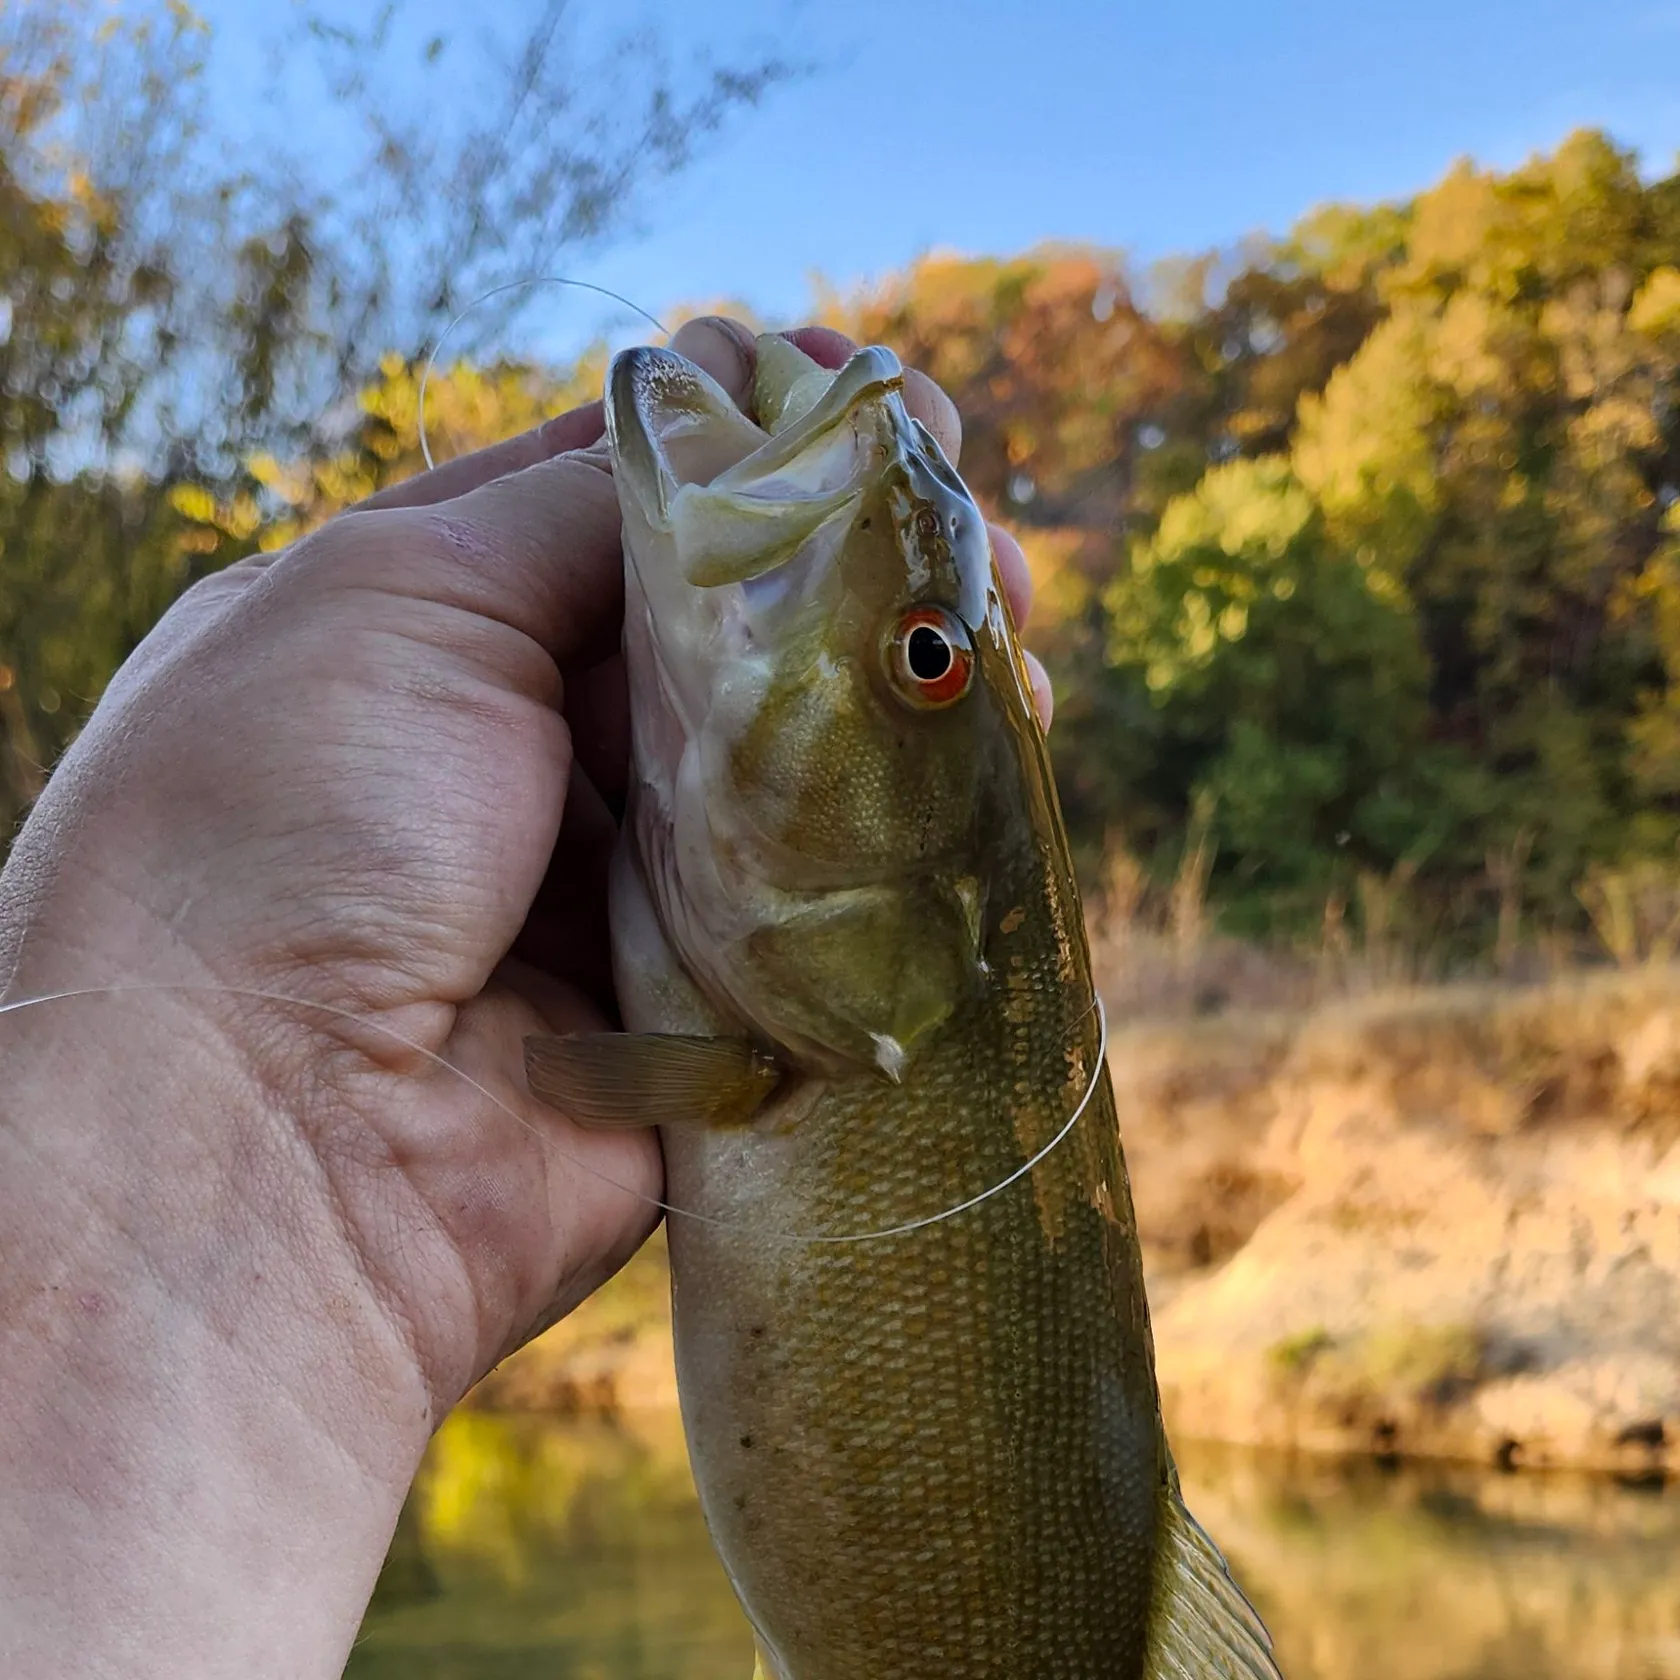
[523,1032,781,1129]
[1142,1479,1283,1680]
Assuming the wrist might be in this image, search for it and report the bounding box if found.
[0,983,427,1678]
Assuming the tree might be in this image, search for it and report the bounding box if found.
[1098,456,1474,921]
[1292,132,1680,910]
[826,134,1680,948]
[0,0,789,835]
[827,250,1194,860]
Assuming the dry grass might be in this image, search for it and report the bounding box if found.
[1087,836,1680,1025]
[1145,961,1680,1470]
[1283,965,1680,1137]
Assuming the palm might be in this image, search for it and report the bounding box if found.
[9,413,660,1411]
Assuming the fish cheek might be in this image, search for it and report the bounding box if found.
[726,658,977,870]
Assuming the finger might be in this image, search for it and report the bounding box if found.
[666,315,758,409]
[782,325,855,368]
[362,450,626,669]
[903,369,962,463]
[1024,650,1054,730]
[353,401,607,515]
[441,973,662,1365]
[512,763,620,1012]
[989,523,1034,628]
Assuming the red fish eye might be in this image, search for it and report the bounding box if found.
[887,606,974,708]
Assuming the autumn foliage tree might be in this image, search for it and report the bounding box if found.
[829,134,1680,954]
[0,0,785,833]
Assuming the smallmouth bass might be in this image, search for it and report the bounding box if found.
[526,334,1282,1678]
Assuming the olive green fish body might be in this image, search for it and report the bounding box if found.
[530,336,1285,1678]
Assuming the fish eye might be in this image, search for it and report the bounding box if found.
[886,606,974,709]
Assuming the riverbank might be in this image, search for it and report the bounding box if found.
[469,967,1680,1474]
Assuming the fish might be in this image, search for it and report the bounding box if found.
[524,331,1284,1678]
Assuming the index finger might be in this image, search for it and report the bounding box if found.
[352,400,606,515]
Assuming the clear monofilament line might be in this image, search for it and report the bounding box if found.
[417,277,671,469]
[801,993,1108,1245]
[0,981,1106,1247]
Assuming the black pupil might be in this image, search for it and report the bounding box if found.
[907,623,953,682]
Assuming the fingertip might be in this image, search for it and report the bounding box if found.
[538,399,605,454]
[666,316,758,406]
[904,368,962,464]
[989,523,1033,628]
[351,397,607,514]
[1024,650,1055,731]
[781,325,856,369]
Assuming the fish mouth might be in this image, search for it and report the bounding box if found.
[606,339,992,645]
[607,340,901,582]
[604,334,1000,811]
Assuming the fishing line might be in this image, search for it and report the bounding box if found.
[0,981,1107,1247]
[417,277,671,470]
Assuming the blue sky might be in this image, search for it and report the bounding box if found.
[193,0,1680,358]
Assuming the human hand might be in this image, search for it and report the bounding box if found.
[0,317,1047,1678]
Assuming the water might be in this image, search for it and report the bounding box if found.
[349,1410,1680,1679]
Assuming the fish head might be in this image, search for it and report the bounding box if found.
[607,336,1042,1082]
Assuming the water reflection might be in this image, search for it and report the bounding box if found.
[348,1410,752,1679]
[350,1413,1680,1679]
[1185,1446,1680,1680]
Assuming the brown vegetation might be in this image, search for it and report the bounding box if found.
[1140,967,1680,1472]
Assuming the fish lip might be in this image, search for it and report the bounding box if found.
[709,343,905,481]
[606,342,908,503]
[607,344,987,616]
[603,346,665,512]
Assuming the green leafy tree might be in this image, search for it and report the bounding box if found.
[1099,457,1475,922]
[1293,132,1680,910]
